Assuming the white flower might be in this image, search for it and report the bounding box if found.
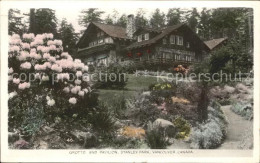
[47,99,55,106]
[23,33,35,40]
[13,78,20,84]
[42,75,49,81]
[74,79,82,85]
[57,73,70,80]
[8,75,13,81]
[20,62,32,69]
[49,45,56,51]
[35,73,41,79]
[8,67,13,74]
[78,91,85,97]
[21,43,30,49]
[11,34,20,39]
[18,51,30,61]
[9,91,18,99]
[9,46,20,52]
[35,64,47,71]
[44,62,52,69]
[83,66,89,72]
[69,97,77,104]
[54,39,62,46]
[63,87,70,93]
[49,56,56,62]
[46,96,50,101]
[18,82,30,90]
[51,64,62,72]
[83,88,89,94]
[46,33,54,39]
[76,71,82,77]
[47,40,54,46]
[43,53,51,59]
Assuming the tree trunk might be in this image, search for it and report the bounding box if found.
[197,83,209,123]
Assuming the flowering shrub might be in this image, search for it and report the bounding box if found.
[173,65,189,74]
[8,33,98,135]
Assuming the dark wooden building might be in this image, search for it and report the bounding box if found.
[76,15,210,69]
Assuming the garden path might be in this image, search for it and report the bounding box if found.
[218,105,253,149]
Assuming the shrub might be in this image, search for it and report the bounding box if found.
[231,102,253,120]
[145,122,169,149]
[88,106,116,137]
[8,33,97,136]
[173,117,191,139]
[190,101,228,149]
[96,63,128,89]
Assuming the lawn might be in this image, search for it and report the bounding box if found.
[98,74,160,102]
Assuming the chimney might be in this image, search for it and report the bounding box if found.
[126,14,136,38]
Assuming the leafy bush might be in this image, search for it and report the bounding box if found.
[8,33,97,137]
[190,101,228,149]
[173,117,191,139]
[231,102,253,120]
[125,94,162,127]
[149,82,176,104]
[145,122,169,149]
[96,63,128,89]
[88,106,116,137]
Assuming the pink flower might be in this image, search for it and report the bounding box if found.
[18,82,30,90]
[76,71,82,77]
[69,97,77,104]
[23,33,35,40]
[20,62,32,69]
[21,43,30,49]
[51,64,62,72]
[13,78,20,84]
[8,67,13,74]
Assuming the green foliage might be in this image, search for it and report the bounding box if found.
[146,123,169,149]
[33,9,58,36]
[58,19,78,55]
[21,102,45,136]
[150,8,166,28]
[88,106,116,136]
[173,117,191,139]
[96,63,128,89]
[78,8,105,28]
[231,102,253,120]
[8,9,27,35]
[190,102,228,149]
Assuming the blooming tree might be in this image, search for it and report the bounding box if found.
[8,33,97,130]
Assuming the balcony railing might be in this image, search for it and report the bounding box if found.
[132,58,193,65]
[77,43,115,57]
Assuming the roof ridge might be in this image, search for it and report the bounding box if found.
[92,21,125,29]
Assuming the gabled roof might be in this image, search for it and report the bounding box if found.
[126,24,210,50]
[77,22,130,47]
[204,37,228,50]
[92,22,129,39]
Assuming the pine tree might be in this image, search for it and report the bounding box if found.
[166,8,182,26]
[150,8,166,28]
[78,8,105,28]
[58,19,78,55]
[8,9,26,35]
[135,9,149,28]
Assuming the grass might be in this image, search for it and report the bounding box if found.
[98,74,160,103]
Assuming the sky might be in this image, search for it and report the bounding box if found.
[19,8,196,33]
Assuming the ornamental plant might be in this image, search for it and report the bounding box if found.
[8,33,98,134]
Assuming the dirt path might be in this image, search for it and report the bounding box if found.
[218,105,253,149]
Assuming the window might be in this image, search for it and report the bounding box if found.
[105,37,113,43]
[98,39,104,44]
[138,35,142,42]
[163,38,167,44]
[170,35,175,44]
[144,33,149,40]
[186,42,190,48]
[177,36,183,45]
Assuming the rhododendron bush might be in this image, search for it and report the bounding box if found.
[8,33,98,134]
